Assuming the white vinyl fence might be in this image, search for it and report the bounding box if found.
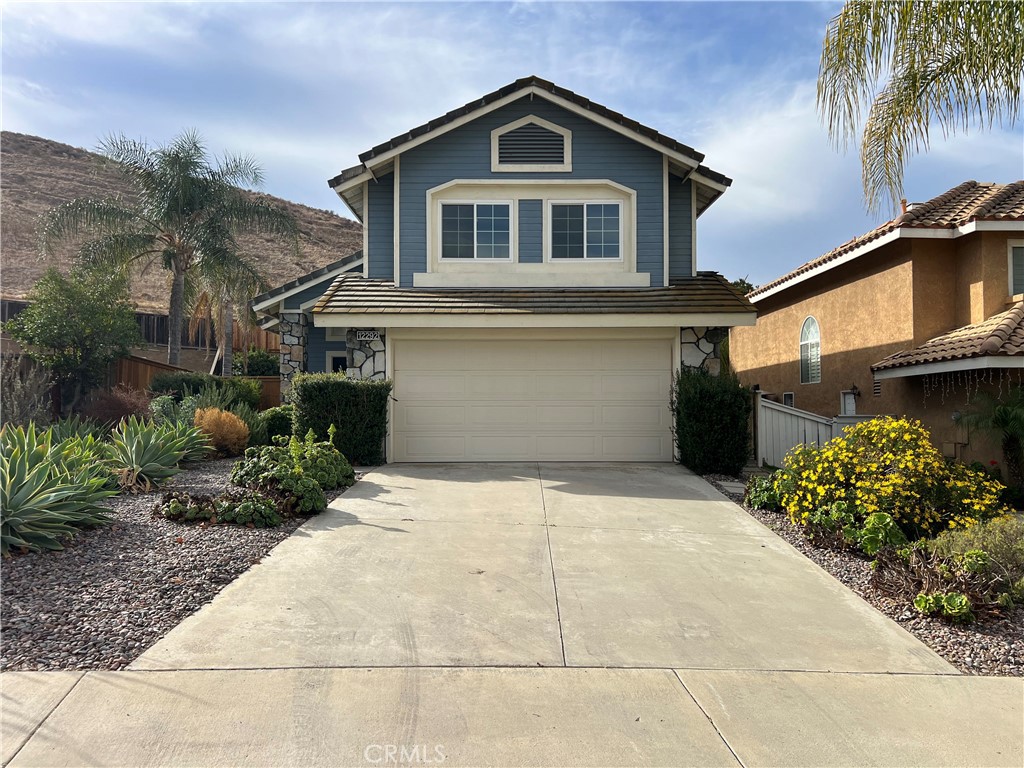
[755,395,877,468]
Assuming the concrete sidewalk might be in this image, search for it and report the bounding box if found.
[3,464,1022,767]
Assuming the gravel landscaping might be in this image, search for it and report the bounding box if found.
[705,473,1024,677]
[1,459,361,672]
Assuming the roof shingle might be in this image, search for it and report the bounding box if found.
[749,180,1024,300]
[872,302,1024,372]
[313,272,754,316]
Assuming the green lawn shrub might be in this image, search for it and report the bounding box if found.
[106,416,210,492]
[232,347,279,377]
[230,427,354,515]
[672,368,751,476]
[291,373,392,465]
[1,423,113,555]
[261,404,294,442]
[149,372,261,411]
[744,474,781,511]
[156,489,281,528]
[773,417,1006,540]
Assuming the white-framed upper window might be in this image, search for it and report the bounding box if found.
[549,201,622,260]
[800,316,821,384]
[1009,240,1024,296]
[440,202,512,260]
[491,115,572,173]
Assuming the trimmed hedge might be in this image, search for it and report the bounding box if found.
[149,372,261,410]
[291,373,392,465]
[672,367,751,476]
[261,404,294,442]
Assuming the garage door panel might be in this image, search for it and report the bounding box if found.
[466,374,533,399]
[400,373,467,399]
[393,337,674,462]
[602,404,667,428]
[535,374,596,398]
[402,404,466,428]
[536,405,596,426]
[469,405,534,427]
[404,435,467,460]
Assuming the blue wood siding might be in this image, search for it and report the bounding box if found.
[282,278,339,310]
[518,199,543,263]
[668,175,693,279]
[366,173,394,280]
[305,325,347,374]
[397,97,666,286]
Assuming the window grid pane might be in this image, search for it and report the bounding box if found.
[552,204,584,259]
[441,204,475,259]
[476,203,510,259]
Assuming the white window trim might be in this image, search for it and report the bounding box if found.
[325,327,347,341]
[799,316,821,385]
[438,200,515,262]
[545,200,624,263]
[491,114,572,173]
[326,351,347,373]
[1007,239,1024,298]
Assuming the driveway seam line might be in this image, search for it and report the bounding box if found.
[538,463,567,667]
[122,664,963,675]
[7,670,87,765]
[672,670,746,768]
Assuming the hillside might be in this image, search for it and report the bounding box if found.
[0,132,362,313]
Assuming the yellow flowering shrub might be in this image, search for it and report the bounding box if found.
[773,417,1006,538]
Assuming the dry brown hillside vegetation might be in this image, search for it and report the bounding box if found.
[1,131,362,313]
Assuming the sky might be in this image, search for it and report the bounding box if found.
[2,1,1021,287]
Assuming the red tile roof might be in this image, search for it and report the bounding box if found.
[872,302,1024,372]
[749,181,1024,300]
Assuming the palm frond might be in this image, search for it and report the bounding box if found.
[37,198,149,257]
[818,0,1024,214]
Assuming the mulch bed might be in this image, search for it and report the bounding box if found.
[1,459,359,672]
[705,473,1024,677]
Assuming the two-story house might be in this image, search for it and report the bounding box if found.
[254,77,754,462]
[730,180,1024,464]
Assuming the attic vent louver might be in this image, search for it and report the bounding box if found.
[498,123,564,164]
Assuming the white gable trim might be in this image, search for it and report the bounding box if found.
[350,85,703,178]
[251,258,365,313]
[491,114,572,173]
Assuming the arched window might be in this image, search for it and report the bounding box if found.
[800,317,821,384]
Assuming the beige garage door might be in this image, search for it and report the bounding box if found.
[392,335,674,462]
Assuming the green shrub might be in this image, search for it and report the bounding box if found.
[232,347,278,377]
[230,401,268,446]
[914,591,974,623]
[774,417,1006,538]
[805,500,862,549]
[291,373,392,465]
[230,428,354,515]
[1,424,113,555]
[672,368,751,476]
[149,371,215,399]
[929,514,1024,595]
[106,416,211,492]
[156,489,281,528]
[261,404,294,442]
[744,474,781,511]
[221,377,261,411]
[149,373,260,411]
[0,357,52,428]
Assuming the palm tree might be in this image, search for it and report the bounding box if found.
[818,1,1023,214]
[38,131,298,365]
[956,387,1024,489]
[187,258,267,376]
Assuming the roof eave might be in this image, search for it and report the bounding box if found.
[873,355,1024,379]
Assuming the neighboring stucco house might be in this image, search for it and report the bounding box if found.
[255,76,754,462]
[730,180,1024,464]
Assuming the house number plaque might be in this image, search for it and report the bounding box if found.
[355,330,381,342]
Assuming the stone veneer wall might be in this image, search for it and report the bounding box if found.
[346,330,387,380]
[279,312,308,396]
[681,326,727,375]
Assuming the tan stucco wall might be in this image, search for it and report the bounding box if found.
[732,230,1020,466]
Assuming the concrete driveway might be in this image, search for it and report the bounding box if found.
[4,464,1021,767]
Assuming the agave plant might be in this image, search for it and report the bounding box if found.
[48,414,107,443]
[106,417,210,492]
[1,424,113,555]
[162,420,212,463]
[50,432,117,490]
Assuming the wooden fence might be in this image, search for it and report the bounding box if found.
[754,394,877,468]
[112,356,282,408]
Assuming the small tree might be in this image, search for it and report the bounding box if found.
[672,367,751,476]
[4,268,140,412]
